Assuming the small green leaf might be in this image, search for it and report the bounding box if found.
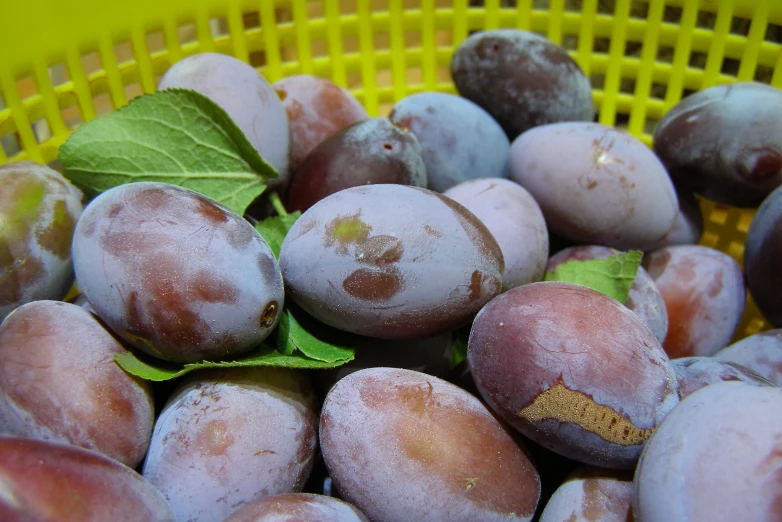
[58,88,278,216]
[449,325,470,371]
[544,250,643,304]
[274,302,358,363]
[114,341,353,382]
[255,211,301,260]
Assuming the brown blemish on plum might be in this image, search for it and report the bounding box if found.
[275,88,287,101]
[355,235,403,267]
[517,383,653,446]
[192,193,230,226]
[132,186,172,211]
[325,212,372,255]
[424,225,442,238]
[224,224,255,250]
[36,200,76,259]
[745,146,782,182]
[468,271,484,302]
[293,219,318,240]
[581,478,632,522]
[706,270,724,298]
[260,301,278,328]
[586,180,598,189]
[644,251,671,280]
[190,270,239,304]
[195,419,234,457]
[257,252,280,287]
[0,249,46,306]
[343,268,402,301]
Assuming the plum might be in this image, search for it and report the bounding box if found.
[0,161,83,322]
[745,184,782,327]
[715,329,782,386]
[671,356,773,399]
[539,467,633,522]
[221,493,369,522]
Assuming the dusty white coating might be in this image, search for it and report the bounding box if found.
[222,493,369,522]
[671,356,773,399]
[539,467,633,522]
[444,178,548,290]
[509,122,679,249]
[274,75,368,169]
[0,301,153,468]
[390,92,510,192]
[715,330,782,387]
[319,367,540,522]
[142,368,317,522]
[634,382,782,522]
[159,53,291,185]
[0,162,83,322]
[644,245,745,358]
[451,29,594,137]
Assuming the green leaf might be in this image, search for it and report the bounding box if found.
[449,325,470,371]
[58,88,278,216]
[255,212,301,260]
[114,342,353,382]
[544,250,643,304]
[274,302,358,363]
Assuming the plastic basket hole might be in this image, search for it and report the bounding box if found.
[591,74,605,90]
[436,66,450,82]
[663,5,682,25]
[688,51,708,70]
[405,31,421,49]
[311,39,329,58]
[61,103,83,129]
[339,0,357,14]
[374,33,391,51]
[0,92,5,109]
[709,206,728,225]
[249,51,266,68]
[406,67,423,85]
[532,0,549,9]
[346,72,362,89]
[210,17,229,39]
[146,30,165,54]
[656,45,675,64]
[738,212,754,234]
[32,118,52,144]
[755,64,775,83]
[93,92,113,117]
[0,132,21,158]
[650,82,667,100]
[343,34,359,54]
[114,41,134,66]
[596,0,614,15]
[745,318,767,337]
[280,43,298,63]
[619,77,636,95]
[177,23,197,46]
[243,11,261,30]
[124,83,143,102]
[720,57,741,77]
[614,113,630,131]
[629,1,649,20]
[695,10,717,31]
[593,37,611,54]
[730,16,752,37]
[701,231,719,248]
[375,69,393,89]
[728,241,744,261]
[48,63,70,88]
[643,117,659,136]
[16,75,38,101]
[765,23,782,43]
[562,34,579,52]
[81,51,103,76]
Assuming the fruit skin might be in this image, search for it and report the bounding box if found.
[653,82,782,208]
[0,436,175,522]
[644,245,745,359]
[546,245,668,344]
[221,493,370,522]
[0,301,154,468]
[444,178,549,291]
[745,184,782,327]
[468,282,679,469]
[538,466,633,522]
[389,92,510,192]
[0,161,83,322]
[284,118,427,213]
[714,329,782,386]
[671,356,773,399]
[273,75,368,171]
[72,182,284,363]
[451,29,594,139]
[319,367,541,522]
[645,189,704,250]
[508,122,679,250]
[280,184,504,339]
[158,53,291,185]
[633,382,782,522]
[142,368,317,522]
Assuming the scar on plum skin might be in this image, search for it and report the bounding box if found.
[517,383,653,446]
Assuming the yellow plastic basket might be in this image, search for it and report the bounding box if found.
[1,0,781,340]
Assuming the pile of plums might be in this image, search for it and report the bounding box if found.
[1,26,782,522]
